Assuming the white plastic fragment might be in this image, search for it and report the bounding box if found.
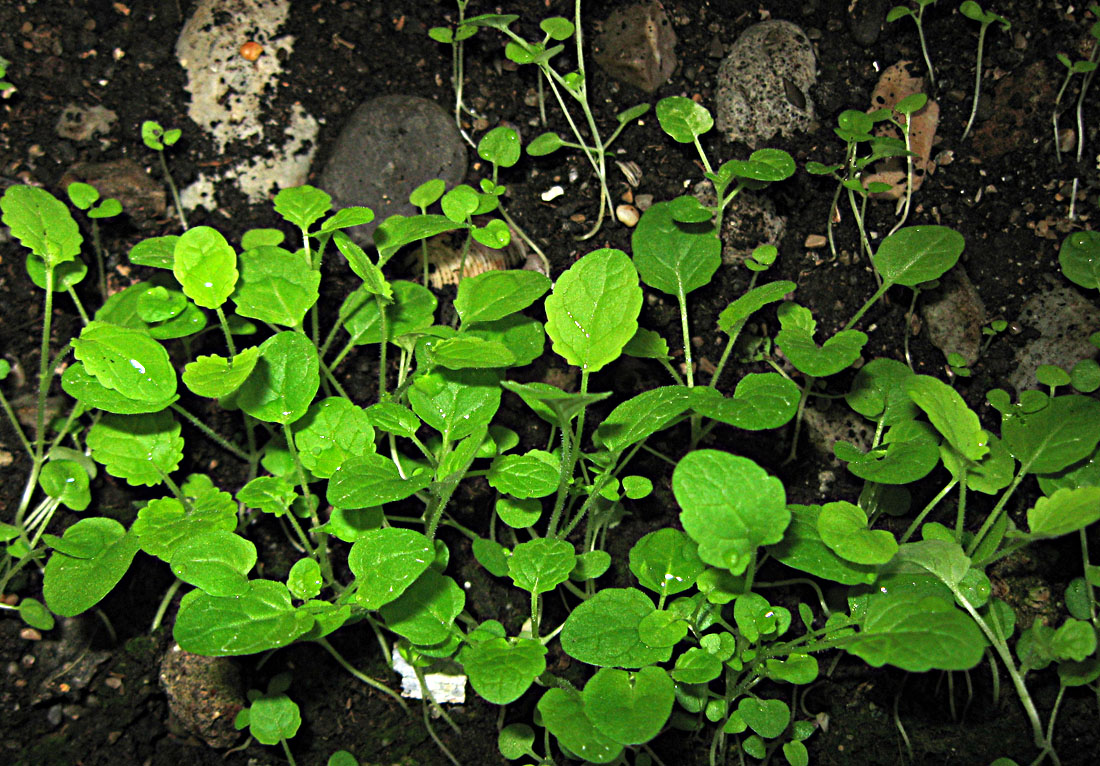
[541,185,565,202]
[391,647,466,703]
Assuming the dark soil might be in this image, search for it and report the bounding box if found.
[2,1,1100,765]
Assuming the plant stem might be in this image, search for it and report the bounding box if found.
[170,403,251,462]
[150,578,182,633]
[961,22,991,142]
[158,149,188,230]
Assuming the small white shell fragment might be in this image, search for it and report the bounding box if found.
[541,185,565,202]
[616,203,640,227]
[391,647,466,703]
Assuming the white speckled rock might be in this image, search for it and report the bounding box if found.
[175,0,318,208]
[715,20,816,148]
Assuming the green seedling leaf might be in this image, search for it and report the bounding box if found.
[170,530,257,596]
[72,321,177,403]
[378,568,465,645]
[540,16,574,39]
[501,381,610,426]
[817,501,899,565]
[623,327,670,360]
[274,185,331,230]
[718,148,797,182]
[94,280,207,340]
[737,698,790,739]
[846,588,985,671]
[25,254,87,292]
[427,336,515,369]
[365,402,421,439]
[622,476,653,500]
[769,505,878,585]
[873,226,965,287]
[1,184,82,266]
[328,454,432,509]
[776,303,867,377]
[583,666,674,746]
[572,550,612,581]
[488,451,558,498]
[409,178,445,208]
[43,518,140,616]
[408,368,501,441]
[735,592,790,642]
[232,246,320,327]
[538,688,623,764]
[441,184,479,223]
[173,226,238,309]
[454,270,551,324]
[473,537,511,577]
[182,347,260,399]
[764,653,819,685]
[498,723,535,760]
[672,648,723,683]
[544,248,641,373]
[471,218,510,249]
[460,637,547,704]
[594,386,696,454]
[287,558,322,600]
[895,539,973,588]
[39,459,91,511]
[1003,394,1100,474]
[237,331,319,425]
[836,428,940,485]
[478,126,521,168]
[617,102,650,124]
[241,228,285,249]
[637,609,689,647]
[237,476,297,516]
[462,314,545,367]
[673,450,788,573]
[318,206,374,235]
[247,689,301,746]
[347,528,434,609]
[496,496,541,529]
[291,397,375,479]
[717,280,797,334]
[332,231,391,299]
[87,411,183,487]
[136,285,186,322]
[129,235,178,269]
[175,579,314,655]
[18,598,55,631]
[629,528,705,597]
[67,181,100,209]
[342,280,436,345]
[690,373,800,430]
[320,508,382,543]
[1052,619,1097,662]
[632,200,720,297]
[132,496,236,562]
[1026,487,1100,539]
[1059,230,1100,289]
[373,213,459,265]
[656,96,713,142]
[907,375,988,462]
[846,358,919,425]
[526,131,565,156]
[561,588,672,667]
[508,538,575,593]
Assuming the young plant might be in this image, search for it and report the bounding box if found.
[1052,54,1097,163]
[959,2,1011,142]
[453,5,650,239]
[886,0,939,88]
[428,0,482,148]
[234,673,302,766]
[141,120,188,230]
[66,181,123,303]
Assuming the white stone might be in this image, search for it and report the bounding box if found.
[391,647,466,704]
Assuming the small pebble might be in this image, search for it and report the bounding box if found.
[20,628,42,641]
[616,204,640,227]
[541,185,564,202]
[804,234,828,249]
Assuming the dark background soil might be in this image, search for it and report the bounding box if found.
[2,0,1100,764]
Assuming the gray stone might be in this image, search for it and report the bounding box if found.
[847,0,889,47]
[319,95,467,245]
[921,268,986,365]
[1009,283,1100,392]
[593,3,677,93]
[715,20,816,149]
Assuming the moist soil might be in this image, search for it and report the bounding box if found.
[2,1,1100,764]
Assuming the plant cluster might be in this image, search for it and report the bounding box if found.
[3,16,1100,766]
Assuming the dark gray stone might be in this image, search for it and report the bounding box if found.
[319,95,467,245]
[848,0,889,47]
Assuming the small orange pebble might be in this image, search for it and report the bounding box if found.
[239,41,263,62]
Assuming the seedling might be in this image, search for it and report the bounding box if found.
[1053,54,1097,163]
[141,120,188,230]
[66,181,122,303]
[428,0,482,147]
[886,1,939,88]
[959,2,1011,142]
[0,56,14,96]
[234,673,302,766]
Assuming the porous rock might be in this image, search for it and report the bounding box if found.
[593,2,677,93]
[715,20,816,148]
[319,95,467,245]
